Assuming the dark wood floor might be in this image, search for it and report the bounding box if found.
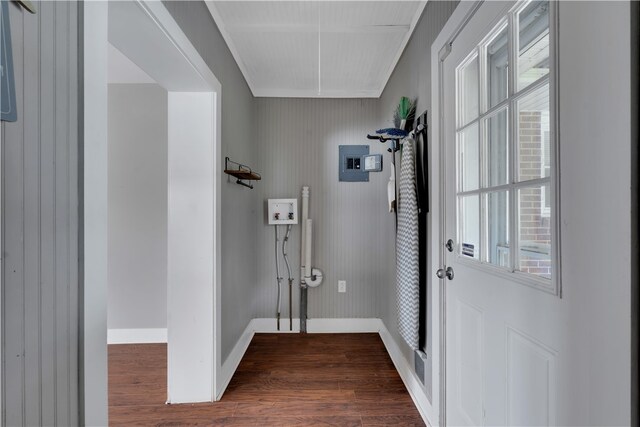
[109,333,426,426]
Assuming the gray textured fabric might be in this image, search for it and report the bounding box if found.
[396,137,420,350]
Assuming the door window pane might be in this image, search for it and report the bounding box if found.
[457,54,479,126]
[460,195,480,261]
[518,185,551,279]
[451,1,555,287]
[487,191,509,267]
[517,83,550,182]
[486,25,509,108]
[486,108,509,187]
[518,0,550,90]
[459,123,480,192]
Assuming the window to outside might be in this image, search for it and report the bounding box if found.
[455,0,554,284]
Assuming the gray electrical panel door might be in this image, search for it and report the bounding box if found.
[1,0,17,122]
[339,145,369,182]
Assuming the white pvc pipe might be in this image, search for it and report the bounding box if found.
[306,267,323,288]
[305,219,312,279]
[300,186,309,280]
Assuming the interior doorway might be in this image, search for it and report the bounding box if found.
[106,0,221,404]
[83,1,223,421]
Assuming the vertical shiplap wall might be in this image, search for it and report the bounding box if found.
[378,0,459,399]
[254,98,396,319]
[1,1,79,426]
[162,1,257,364]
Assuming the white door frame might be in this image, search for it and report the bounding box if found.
[430,2,489,425]
[83,1,222,423]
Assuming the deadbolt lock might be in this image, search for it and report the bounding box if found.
[445,239,454,252]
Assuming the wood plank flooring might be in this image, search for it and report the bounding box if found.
[109,333,426,426]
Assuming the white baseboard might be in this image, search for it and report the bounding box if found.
[251,317,381,333]
[107,328,167,344]
[379,322,434,427]
[216,321,254,400]
[308,317,382,333]
[252,317,301,333]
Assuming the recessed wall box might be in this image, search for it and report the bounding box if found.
[267,199,298,225]
[363,154,383,172]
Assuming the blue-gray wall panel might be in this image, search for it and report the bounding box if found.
[2,1,80,425]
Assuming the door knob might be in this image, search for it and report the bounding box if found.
[436,266,454,280]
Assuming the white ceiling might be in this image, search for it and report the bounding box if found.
[206,1,426,98]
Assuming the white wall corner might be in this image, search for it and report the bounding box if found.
[107,328,168,344]
[379,322,435,427]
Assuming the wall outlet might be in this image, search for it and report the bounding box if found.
[338,280,346,293]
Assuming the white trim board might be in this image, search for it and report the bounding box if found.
[107,328,168,344]
[251,318,381,333]
[379,322,434,427]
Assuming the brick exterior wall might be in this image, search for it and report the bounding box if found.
[518,111,551,278]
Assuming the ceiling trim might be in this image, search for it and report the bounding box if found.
[254,88,381,98]
[377,1,427,99]
[224,24,411,34]
[205,0,259,95]
[204,1,427,98]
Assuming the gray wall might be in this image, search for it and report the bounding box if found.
[163,1,257,363]
[254,99,395,319]
[107,84,168,330]
[1,1,79,425]
[378,0,459,399]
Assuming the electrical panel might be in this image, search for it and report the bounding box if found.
[339,145,369,182]
[267,199,298,225]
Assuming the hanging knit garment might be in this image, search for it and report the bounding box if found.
[396,137,420,350]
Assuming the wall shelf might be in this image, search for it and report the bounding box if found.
[224,157,261,189]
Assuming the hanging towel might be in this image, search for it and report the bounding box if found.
[396,137,419,350]
[388,163,396,213]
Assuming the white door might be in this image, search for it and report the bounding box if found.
[440,1,562,425]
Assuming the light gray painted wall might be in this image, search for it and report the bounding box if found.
[1,1,79,425]
[107,84,168,330]
[254,98,395,319]
[163,1,257,363]
[631,4,639,424]
[378,0,459,400]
